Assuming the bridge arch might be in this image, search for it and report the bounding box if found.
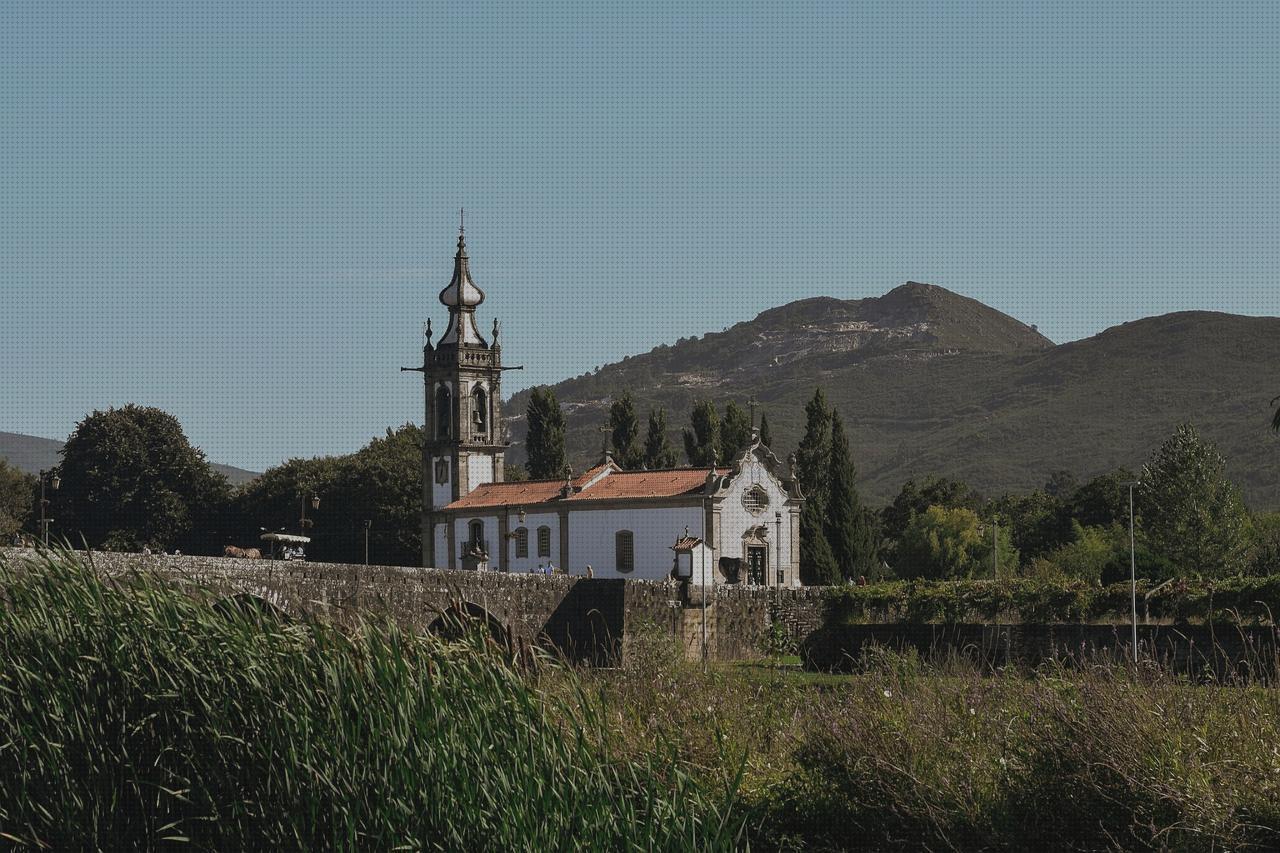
[427,600,511,648]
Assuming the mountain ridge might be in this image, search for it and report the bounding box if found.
[502,282,1280,509]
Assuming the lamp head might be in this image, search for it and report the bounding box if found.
[311,495,320,510]
[50,474,61,491]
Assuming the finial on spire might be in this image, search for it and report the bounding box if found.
[424,318,433,342]
[492,317,500,343]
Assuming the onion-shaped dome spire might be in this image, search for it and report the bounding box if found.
[438,219,485,308]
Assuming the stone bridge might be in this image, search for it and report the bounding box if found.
[1,549,830,664]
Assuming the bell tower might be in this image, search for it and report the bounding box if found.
[406,218,508,566]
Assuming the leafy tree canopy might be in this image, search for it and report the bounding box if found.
[0,459,34,541]
[881,476,979,546]
[1139,423,1249,576]
[54,405,230,551]
[896,505,1018,580]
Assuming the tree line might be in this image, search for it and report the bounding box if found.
[3,396,1277,582]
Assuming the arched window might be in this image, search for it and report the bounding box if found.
[472,384,488,434]
[537,525,551,558]
[615,530,634,573]
[468,520,485,550]
[435,385,452,439]
[515,527,528,558]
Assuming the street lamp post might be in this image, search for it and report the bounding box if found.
[364,519,371,565]
[992,520,999,580]
[38,469,60,547]
[299,494,319,536]
[1125,480,1140,664]
[774,510,782,605]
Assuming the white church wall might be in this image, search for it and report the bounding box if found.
[506,511,562,573]
[432,523,448,569]
[453,515,501,565]
[718,457,795,585]
[430,455,453,509]
[468,454,495,489]
[570,505,703,581]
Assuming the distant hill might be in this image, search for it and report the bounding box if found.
[0,431,260,487]
[502,282,1280,509]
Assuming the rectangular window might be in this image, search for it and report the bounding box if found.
[515,527,528,558]
[537,526,551,558]
[616,530,634,573]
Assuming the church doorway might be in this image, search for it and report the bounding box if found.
[746,546,768,586]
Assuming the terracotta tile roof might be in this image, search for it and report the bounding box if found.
[444,479,565,510]
[671,536,705,550]
[563,468,727,502]
[442,466,729,511]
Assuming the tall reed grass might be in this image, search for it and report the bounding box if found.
[0,551,747,850]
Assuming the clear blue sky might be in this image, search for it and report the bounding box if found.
[3,0,1278,471]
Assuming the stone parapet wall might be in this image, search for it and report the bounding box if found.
[0,548,826,664]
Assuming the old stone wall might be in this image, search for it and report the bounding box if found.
[0,548,822,664]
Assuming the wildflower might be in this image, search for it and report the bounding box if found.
[969,707,976,715]
[883,689,892,698]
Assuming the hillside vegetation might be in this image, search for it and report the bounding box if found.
[503,283,1280,508]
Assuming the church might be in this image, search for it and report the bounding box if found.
[408,225,804,586]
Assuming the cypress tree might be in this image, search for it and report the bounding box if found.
[720,402,752,463]
[682,400,720,467]
[608,390,643,469]
[824,412,879,580]
[795,389,838,583]
[758,413,773,450]
[525,387,567,479]
[643,408,678,469]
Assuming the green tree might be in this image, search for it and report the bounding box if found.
[795,389,837,583]
[0,459,34,541]
[897,505,1017,580]
[233,455,343,546]
[1272,394,1280,433]
[608,390,644,469]
[525,387,567,479]
[54,405,231,551]
[643,408,678,469]
[1064,468,1137,529]
[824,412,879,580]
[988,490,1073,561]
[1139,423,1249,575]
[758,412,773,449]
[719,402,752,463]
[682,400,720,468]
[881,476,978,547]
[504,463,530,482]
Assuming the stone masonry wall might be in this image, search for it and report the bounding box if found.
[0,548,825,664]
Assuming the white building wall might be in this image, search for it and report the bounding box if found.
[570,505,703,581]
[505,512,562,573]
[468,454,495,489]
[718,458,795,585]
[432,522,448,569]
[453,514,501,565]
[431,455,453,509]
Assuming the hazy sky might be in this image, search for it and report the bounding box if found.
[3,0,1278,471]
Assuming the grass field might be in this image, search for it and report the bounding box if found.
[4,551,1280,850]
